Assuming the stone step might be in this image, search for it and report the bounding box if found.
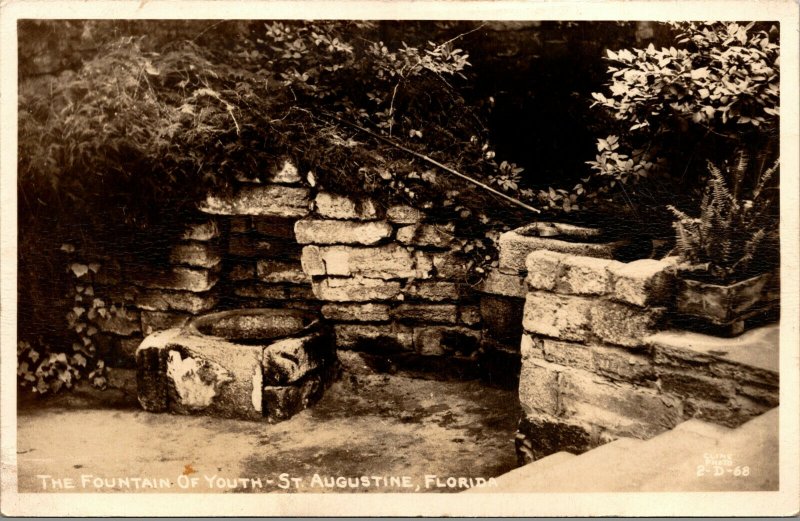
[480,407,778,493]
[466,451,576,493]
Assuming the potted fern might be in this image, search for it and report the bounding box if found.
[668,152,779,335]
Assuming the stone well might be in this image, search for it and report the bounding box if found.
[136,308,337,422]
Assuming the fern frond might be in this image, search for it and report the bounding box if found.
[753,159,778,201]
[731,149,748,200]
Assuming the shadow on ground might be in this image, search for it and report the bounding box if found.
[16,352,521,493]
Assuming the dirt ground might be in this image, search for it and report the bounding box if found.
[15,352,521,494]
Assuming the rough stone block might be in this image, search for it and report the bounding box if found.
[262,329,335,385]
[525,250,567,290]
[392,303,458,324]
[458,305,481,326]
[252,216,297,239]
[96,307,141,336]
[412,326,480,356]
[141,310,191,335]
[301,243,415,280]
[516,415,596,463]
[541,338,593,372]
[499,226,623,273]
[234,283,290,300]
[136,328,264,420]
[682,396,769,428]
[228,235,302,259]
[480,269,527,298]
[135,289,218,314]
[657,369,736,403]
[518,358,561,416]
[256,260,309,284]
[558,368,683,437]
[182,220,220,241]
[263,374,323,422]
[312,277,402,302]
[589,301,663,348]
[321,303,392,322]
[413,251,435,279]
[480,295,524,345]
[287,285,316,300]
[333,323,413,351]
[315,192,381,220]
[268,159,302,184]
[557,255,617,296]
[294,219,393,245]
[132,267,218,292]
[396,223,454,248]
[387,205,425,224]
[229,217,251,233]
[522,291,593,342]
[404,281,464,302]
[590,344,654,383]
[199,185,310,218]
[520,333,544,360]
[608,258,675,307]
[229,263,255,281]
[170,242,222,269]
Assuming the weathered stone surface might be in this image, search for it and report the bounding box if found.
[333,323,413,351]
[256,260,309,284]
[287,285,316,300]
[387,205,425,224]
[657,370,736,403]
[520,333,544,360]
[141,310,191,335]
[681,396,769,428]
[516,415,596,463]
[412,326,481,356]
[294,219,393,245]
[263,373,323,422]
[480,269,527,298]
[116,337,144,366]
[431,251,470,279]
[135,289,218,314]
[170,242,222,269]
[228,235,303,259]
[199,185,310,217]
[136,328,265,420]
[262,329,334,385]
[589,344,654,383]
[481,295,525,345]
[96,307,141,336]
[558,368,683,437]
[252,216,297,239]
[302,243,416,280]
[404,281,464,302]
[234,283,291,300]
[312,277,402,301]
[229,263,255,281]
[268,159,302,184]
[499,225,623,273]
[541,338,593,372]
[525,249,566,289]
[518,358,561,416]
[413,251,435,279]
[608,258,675,307]
[522,291,593,342]
[458,305,481,326]
[193,308,316,341]
[557,255,616,296]
[392,303,458,324]
[589,301,663,348]
[229,217,251,233]
[315,192,381,220]
[182,220,220,241]
[132,267,218,292]
[321,303,392,322]
[396,223,454,248]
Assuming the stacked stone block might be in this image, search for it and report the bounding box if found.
[297,192,482,377]
[198,160,318,312]
[516,250,778,463]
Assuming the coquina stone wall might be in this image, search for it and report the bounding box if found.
[515,249,779,463]
[297,192,484,378]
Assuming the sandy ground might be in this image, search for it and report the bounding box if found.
[15,352,521,494]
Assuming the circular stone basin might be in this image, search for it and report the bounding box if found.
[186,308,320,344]
[515,222,607,242]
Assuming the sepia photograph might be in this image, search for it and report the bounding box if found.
[1,1,798,517]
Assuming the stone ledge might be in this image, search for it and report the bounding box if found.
[608,258,677,307]
[199,185,310,217]
[294,219,393,245]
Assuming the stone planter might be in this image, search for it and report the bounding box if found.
[136,308,337,422]
[676,270,780,336]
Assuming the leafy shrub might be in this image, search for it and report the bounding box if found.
[668,152,779,284]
